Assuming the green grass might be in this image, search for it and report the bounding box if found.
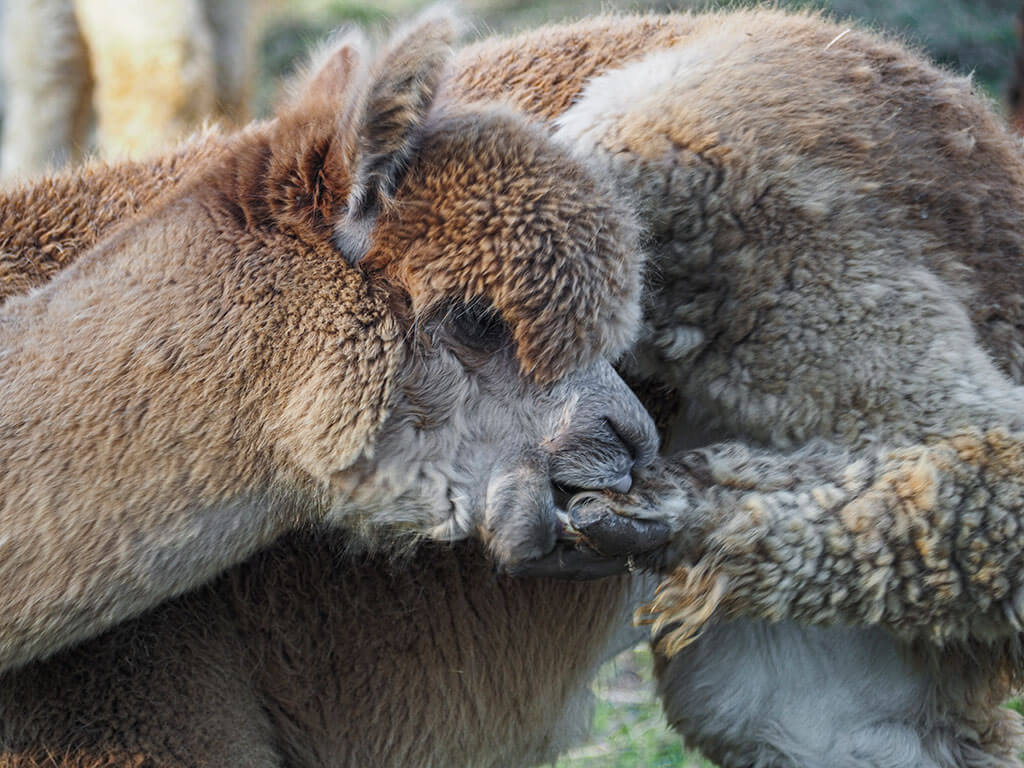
[551,646,714,768]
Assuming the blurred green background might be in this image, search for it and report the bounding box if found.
[256,2,1018,766]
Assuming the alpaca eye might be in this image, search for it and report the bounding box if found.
[452,306,509,352]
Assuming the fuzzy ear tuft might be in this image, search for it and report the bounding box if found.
[335,6,460,264]
[285,27,370,112]
[257,7,460,258]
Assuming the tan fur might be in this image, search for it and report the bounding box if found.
[0,536,637,768]
[0,0,250,176]
[0,137,228,299]
[0,9,655,683]
[8,7,1024,768]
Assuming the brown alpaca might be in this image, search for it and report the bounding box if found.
[7,7,1024,768]
[477,14,1024,642]
[0,7,658,685]
[457,8,1024,765]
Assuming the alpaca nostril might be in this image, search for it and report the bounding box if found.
[603,417,637,461]
[547,400,655,494]
[610,473,633,493]
[603,413,658,468]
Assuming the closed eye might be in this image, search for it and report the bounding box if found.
[450,304,510,353]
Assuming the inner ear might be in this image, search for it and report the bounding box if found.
[303,40,365,106]
[265,8,459,262]
[335,8,459,264]
[287,28,369,109]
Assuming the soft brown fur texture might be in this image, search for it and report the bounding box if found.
[8,7,1024,768]
[1,535,635,768]
[0,10,656,682]
[0,138,227,299]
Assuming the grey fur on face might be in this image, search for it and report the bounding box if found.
[332,308,658,564]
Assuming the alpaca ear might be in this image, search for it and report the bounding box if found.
[285,27,370,112]
[272,7,458,262]
[335,7,460,263]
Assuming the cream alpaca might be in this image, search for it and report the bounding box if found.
[0,0,249,175]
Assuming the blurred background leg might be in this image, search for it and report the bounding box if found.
[1,0,92,178]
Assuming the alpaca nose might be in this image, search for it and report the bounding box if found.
[610,473,633,493]
[546,361,659,494]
